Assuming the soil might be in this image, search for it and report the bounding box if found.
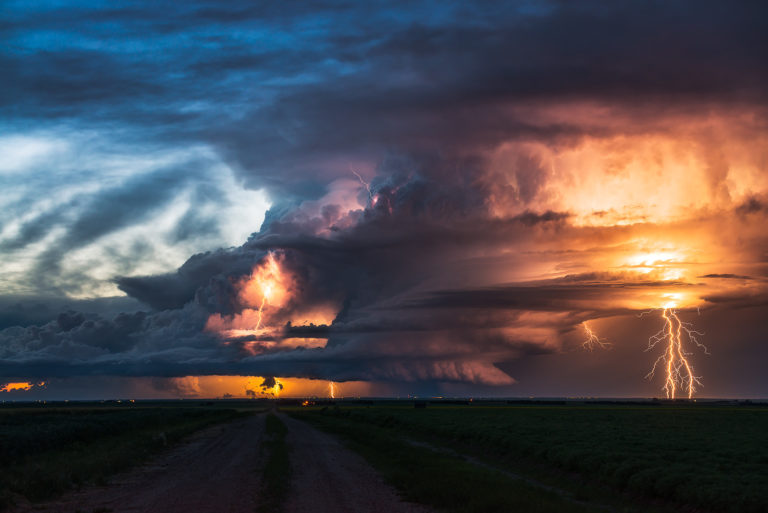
[14,411,432,513]
[16,414,266,513]
[280,413,433,513]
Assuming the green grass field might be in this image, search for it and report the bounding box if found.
[289,402,768,513]
[291,408,597,513]
[0,402,250,510]
[3,400,765,513]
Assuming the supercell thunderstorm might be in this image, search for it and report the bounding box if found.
[1,2,768,398]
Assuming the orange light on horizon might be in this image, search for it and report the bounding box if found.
[163,375,371,399]
[0,381,44,393]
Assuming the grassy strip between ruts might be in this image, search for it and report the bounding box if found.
[257,413,291,513]
[288,408,608,513]
[0,407,247,511]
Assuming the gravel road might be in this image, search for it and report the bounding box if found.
[17,413,266,513]
[280,413,433,513]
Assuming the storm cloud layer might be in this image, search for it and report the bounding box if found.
[1,1,767,397]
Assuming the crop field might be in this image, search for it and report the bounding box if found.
[2,400,765,513]
[290,402,768,513]
[0,402,249,510]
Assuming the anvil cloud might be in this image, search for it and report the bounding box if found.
[1,1,767,398]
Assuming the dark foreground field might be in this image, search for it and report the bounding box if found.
[0,401,427,513]
[0,401,251,510]
[1,400,766,513]
[288,401,768,513]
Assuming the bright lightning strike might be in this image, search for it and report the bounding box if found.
[328,381,336,399]
[254,283,272,331]
[644,308,709,399]
[243,252,283,334]
[581,322,610,351]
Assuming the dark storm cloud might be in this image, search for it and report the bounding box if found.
[205,1,768,189]
[0,295,142,330]
[735,196,768,216]
[3,1,767,296]
[6,146,764,385]
[3,1,768,192]
[259,376,282,391]
[0,170,567,382]
[2,1,768,394]
[0,301,220,379]
[700,291,768,310]
[699,274,754,280]
[407,281,679,312]
[0,170,671,382]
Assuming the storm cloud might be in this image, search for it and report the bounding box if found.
[2,1,768,397]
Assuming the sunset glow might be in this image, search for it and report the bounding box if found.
[0,381,45,393]
[162,376,366,399]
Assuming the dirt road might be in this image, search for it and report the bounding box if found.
[16,411,431,513]
[280,414,432,513]
[20,414,266,513]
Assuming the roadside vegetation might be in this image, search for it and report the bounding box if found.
[290,403,768,513]
[257,413,291,513]
[0,403,247,510]
[290,407,598,513]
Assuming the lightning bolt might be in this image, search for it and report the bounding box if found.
[251,252,280,332]
[644,308,708,399]
[582,322,610,351]
[254,284,271,331]
[328,381,336,399]
[351,169,374,205]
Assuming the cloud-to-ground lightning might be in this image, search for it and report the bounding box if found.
[328,381,336,399]
[644,308,709,399]
[581,322,610,351]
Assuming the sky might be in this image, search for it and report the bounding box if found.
[1,1,767,400]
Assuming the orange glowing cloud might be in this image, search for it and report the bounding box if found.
[485,106,768,226]
[205,251,340,353]
[237,252,294,312]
